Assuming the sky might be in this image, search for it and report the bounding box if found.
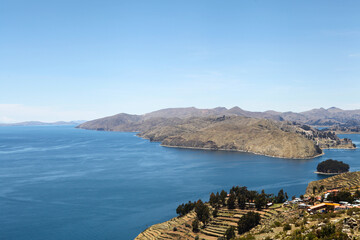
[1,0,360,122]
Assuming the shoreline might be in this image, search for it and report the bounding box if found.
[160,144,325,160]
[314,171,348,175]
[81,127,355,159]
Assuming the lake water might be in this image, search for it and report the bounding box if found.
[0,126,359,240]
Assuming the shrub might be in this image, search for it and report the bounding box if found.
[274,221,281,227]
[237,235,255,240]
[173,227,177,231]
[283,223,291,231]
[213,209,218,218]
[224,226,236,240]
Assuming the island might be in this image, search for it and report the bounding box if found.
[315,159,350,175]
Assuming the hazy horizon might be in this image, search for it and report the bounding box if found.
[1,105,359,124]
[1,0,360,122]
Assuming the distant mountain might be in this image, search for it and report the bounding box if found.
[0,120,86,126]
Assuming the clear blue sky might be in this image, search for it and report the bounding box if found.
[1,0,360,122]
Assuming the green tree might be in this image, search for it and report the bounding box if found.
[209,192,217,207]
[224,226,236,240]
[313,186,317,195]
[238,212,261,234]
[213,208,218,218]
[255,193,266,211]
[238,195,246,209]
[220,190,227,206]
[195,200,210,226]
[354,189,360,199]
[176,204,183,216]
[327,191,354,203]
[275,189,287,203]
[192,219,199,232]
[227,192,236,209]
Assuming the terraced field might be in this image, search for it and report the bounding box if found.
[306,171,360,195]
[135,206,284,240]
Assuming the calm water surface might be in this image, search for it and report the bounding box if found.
[0,126,359,240]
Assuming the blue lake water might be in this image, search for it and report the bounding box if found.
[0,126,359,240]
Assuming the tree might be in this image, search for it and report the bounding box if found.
[227,192,236,209]
[209,192,217,207]
[195,200,210,225]
[255,193,266,211]
[213,208,218,218]
[220,190,227,206]
[238,212,261,234]
[327,191,354,203]
[248,191,258,201]
[354,189,360,199]
[313,186,317,195]
[224,226,236,240]
[176,201,195,216]
[275,189,287,203]
[238,195,246,209]
[192,219,199,232]
[176,204,183,216]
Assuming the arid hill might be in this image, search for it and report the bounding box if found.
[137,116,324,159]
[78,113,355,159]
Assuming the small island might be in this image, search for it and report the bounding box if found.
[316,159,349,175]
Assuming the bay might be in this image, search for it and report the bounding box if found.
[0,125,359,239]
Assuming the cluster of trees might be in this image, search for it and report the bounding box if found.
[176,186,288,235]
[317,159,349,174]
[176,199,211,232]
[209,186,288,211]
[237,212,261,234]
[176,201,195,216]
[327,191,355,203]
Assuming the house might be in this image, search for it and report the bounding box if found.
[308,203,340,213]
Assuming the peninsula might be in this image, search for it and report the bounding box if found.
[77,107,355,159]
